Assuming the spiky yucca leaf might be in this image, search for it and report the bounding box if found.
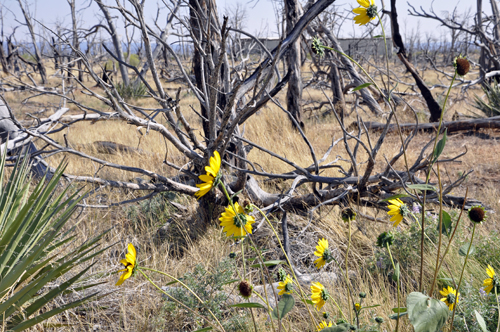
[0,148,109,330]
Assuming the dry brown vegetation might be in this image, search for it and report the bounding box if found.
[2,53,499,332]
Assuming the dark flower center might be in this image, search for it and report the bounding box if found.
[446,293,456,304]
[366,5,378,19]
[469,207,485,223]
[233,213,248,228]
[322,248,333,262]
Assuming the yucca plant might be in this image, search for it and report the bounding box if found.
[0,149,109,331]
[473,81,500,117]
[115,81,147,101]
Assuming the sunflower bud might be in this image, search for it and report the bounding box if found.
[359,292,366,299]
[349,325,357,331]
[468,205,486,224]
[238,280,253,299]
[277,267,287,282]
[229,252,236,259]
[376,231,395,248]
[323,311,330,319]
[375,317,384,324]
[312,37,325,57]
[242,200,254,213]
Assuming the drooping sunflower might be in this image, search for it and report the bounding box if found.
[314,238,333,269]
[439,286,459,311]
[387,198,409,227]
[353,0,378,26]
[116,243,137,286]
[277,275,294,295]
[219,202,255,238]
[311,282,329,311]
[195,151,221,199]
[317,321,333,331]
[484,264,499,294]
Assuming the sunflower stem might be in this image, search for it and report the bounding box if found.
[386,244,400,332]
[138,268,226,332]
[450,222,476,331]
[495,286,500,332]
[346,218,353,323]
[430,163,445,297]
[252,204,317,328]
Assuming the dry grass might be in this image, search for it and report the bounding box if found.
[3,57,500,331]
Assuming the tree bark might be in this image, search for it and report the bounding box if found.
[389,0,442,122]
[285,0,304,129]
[95,0,130,86]
[17,0,47,84]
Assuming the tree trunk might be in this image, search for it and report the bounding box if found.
[285,0,304,129]
[389,0,442,122]
[329,56,345,116]
[95,0,130,86]
[17,0,47,84]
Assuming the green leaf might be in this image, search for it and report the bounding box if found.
[436,211,452,237]
[373,35,383,38]
[407,184,436,191]
[352,82,372,92]
[459,243,476,257]
[359,304,381,310]
[193,328,213,332]
[392,262,400,282]
[320,323,350,332]
[250,260,286,268]
[271,294,295,320]
[301,299,314,305]
[389,312,408,319]
[432,129,448,163]
[475,310,489,332]
[380,194,409,202]
[222,279,240,285]
[407,292,449,332]
[392,307,407,313]
[229,303,266,309]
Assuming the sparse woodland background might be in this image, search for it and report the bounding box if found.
[1,0,500,331]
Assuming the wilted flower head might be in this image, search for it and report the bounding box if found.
[453,55,470,76]
[238,280,253,299]
[468,205,486,224]
[341,207,357,222]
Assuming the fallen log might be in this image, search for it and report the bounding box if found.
[354,116,500,133]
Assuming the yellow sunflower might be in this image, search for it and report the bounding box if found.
[311,282,329,311]
[219,202,255,238]
[484,264,499,294]
[387,198,409,227]
[353,0,378,26]
[439,286,459,311]
[116,243,137,286]
[317,321,333,331]
[277,275,294,295]
[355,303,361,311]
[314,238,333,269]
[195,151,221,199]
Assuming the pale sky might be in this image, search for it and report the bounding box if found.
[0,0,485,44]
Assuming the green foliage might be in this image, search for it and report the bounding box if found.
[271,293,295,319]
[474,82,500,117]
[475,231,500,267]
[369,212,440,277]
[0,152,107,331]
[126,191,176,227]
[162,258,250,331]
[452,280,498,332]
[407,292,449,332]
[115,81,148,101]
[124,52,140,67]
[20,53,36,63]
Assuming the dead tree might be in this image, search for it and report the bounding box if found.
[16,0,47,84]
[285,0,305,129]
[67,0,84,82]
[94,0,130,86]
